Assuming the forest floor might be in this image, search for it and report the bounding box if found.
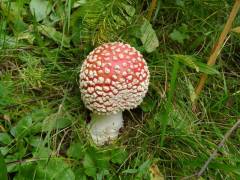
[0,0,240,179]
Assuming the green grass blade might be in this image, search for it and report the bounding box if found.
[160,60,179,147]
[0,151,8,180]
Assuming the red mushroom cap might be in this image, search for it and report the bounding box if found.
[79,42,150,115]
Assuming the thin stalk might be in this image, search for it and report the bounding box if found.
[147,0,158,20]
[194,0,240,101]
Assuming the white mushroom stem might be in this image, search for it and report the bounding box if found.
[88,112,123,146]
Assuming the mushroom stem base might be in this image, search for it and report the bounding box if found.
[89,112,123,145]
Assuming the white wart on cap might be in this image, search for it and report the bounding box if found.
[80,42,150,115]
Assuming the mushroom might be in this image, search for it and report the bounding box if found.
[79,42,150,145]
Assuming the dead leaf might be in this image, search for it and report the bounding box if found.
[149,164,164,180]
[0,125,6,132]
[232,26,240,33]
[3,115,11,123]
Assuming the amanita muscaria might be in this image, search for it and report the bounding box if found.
[79,42,150,145]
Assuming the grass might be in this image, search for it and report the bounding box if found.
[0,0,240,179]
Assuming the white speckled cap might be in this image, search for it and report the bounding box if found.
[79,42,150,115]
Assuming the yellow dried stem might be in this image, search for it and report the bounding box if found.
[147,0,158,20]
[194,0,240,102]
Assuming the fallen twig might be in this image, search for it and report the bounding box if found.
[182,119,240,179]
